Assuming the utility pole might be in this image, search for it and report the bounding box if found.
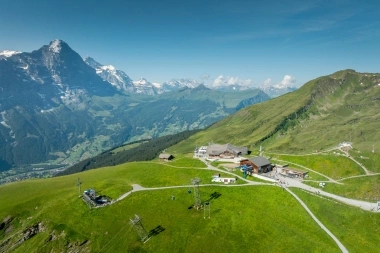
[77,178,82,196]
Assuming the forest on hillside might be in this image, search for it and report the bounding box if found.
[56,130,199,176]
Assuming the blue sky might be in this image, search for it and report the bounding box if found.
[1,0,379,87]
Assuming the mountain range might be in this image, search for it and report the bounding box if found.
[82,54,294,97]
[0,40,270,171]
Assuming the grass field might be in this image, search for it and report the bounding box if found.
[271,158,329,181]
[304,175,380,201]
[3,186,340,253]
[292,188,380,252]
[0,159,343,253]
[272,154,364,179]
[349,149,380,173]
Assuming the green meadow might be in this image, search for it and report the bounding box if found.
[1,159,342,253]
[292,188,380,252]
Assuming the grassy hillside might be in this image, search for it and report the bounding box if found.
[171,70,380,160]
[0,159,344,253]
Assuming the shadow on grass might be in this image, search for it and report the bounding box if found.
[211,208,221,215]
[187,192,222,210]
[148,225,166,237]
[205,191,222,202]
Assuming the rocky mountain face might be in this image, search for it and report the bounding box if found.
[84,57,135,92]
[133,78,161,95]
[0,40,270,170]
[0,40,127,169]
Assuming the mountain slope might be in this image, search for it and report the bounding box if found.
[172,70,380,154]
[125,85,270,138]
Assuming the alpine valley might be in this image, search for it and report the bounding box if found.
[0,40,272,180]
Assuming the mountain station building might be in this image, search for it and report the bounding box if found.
[240,156,273,174]
[206,143,248,159]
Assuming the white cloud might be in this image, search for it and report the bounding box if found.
[262,75,296,88]
[280,75,296,87]
[264,78,272,86]
[212,75,254,87]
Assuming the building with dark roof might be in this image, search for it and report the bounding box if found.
[240,156,272,174]
[206,143,248,159]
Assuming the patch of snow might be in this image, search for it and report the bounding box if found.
[101,65,116,71]
[49,39,62,53]
[0,50,21,57]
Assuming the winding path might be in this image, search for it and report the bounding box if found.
[286,188,349,253]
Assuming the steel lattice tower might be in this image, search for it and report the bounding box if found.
[130,214,149,243]
[191,178,202,209]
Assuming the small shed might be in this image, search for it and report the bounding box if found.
[240,156,272,174]
[159,153,173,161]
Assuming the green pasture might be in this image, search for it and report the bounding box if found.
[3,185,339,253]
[292,188,380,252]
[273,154,364,179]
[0,160,341,253]
[304,175,380,201]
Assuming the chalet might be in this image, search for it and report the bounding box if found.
[240,156,272,174]
[206,143,248,159]
[159,153,173,161]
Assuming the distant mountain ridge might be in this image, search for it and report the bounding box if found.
[83,56,295,97]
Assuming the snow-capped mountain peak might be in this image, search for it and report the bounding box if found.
[0,50,22,57]
[134,78,149,86]
[161,78,204,92]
